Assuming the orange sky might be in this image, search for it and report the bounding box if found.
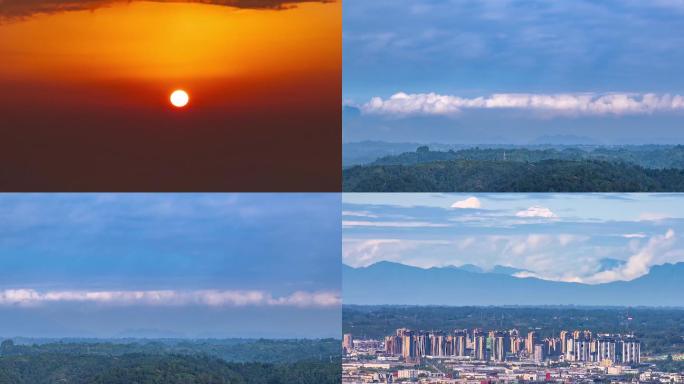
[0,1,339,83]
[0,0,341,191]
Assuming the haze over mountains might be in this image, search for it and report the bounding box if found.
[343,261,684,307]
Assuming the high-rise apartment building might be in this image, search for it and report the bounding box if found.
[490,331,509,362]
[343,333,353,354]
[559,331,570,354]
[473,334,487,361]
[454,330,467,357]
[534,344,546,362]
[622,336,641,364]
[401,331,415,359]
[526,331,537,355]
[573,335,592,362]
[429,332,446,357]
[596,335,618,363]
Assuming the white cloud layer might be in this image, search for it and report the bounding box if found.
[343,230,684,284]
[515,206,557,218]
[638,212,673,222]
[360,92,684,117]
[342,210,379,218]
[343,238,453,268]
[582,230,676,284]
[622,233,647,238]
[451,197,481,209]
[0,289,340,308]
[342,220,449,228]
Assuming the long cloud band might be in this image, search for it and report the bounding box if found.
[0,0,333,18]
[360,92,684,117]
[0,289,341,307]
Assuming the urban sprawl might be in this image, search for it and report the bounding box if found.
[343,328,681,383]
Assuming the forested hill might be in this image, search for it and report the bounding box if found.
[0,338,340,364]
[369,145,684,169]
[0,353,340,384]
[0,339,341,384]
[343,159,684,192]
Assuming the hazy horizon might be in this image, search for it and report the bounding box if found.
[0,194,341,339]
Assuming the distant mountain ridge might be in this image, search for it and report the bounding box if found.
[530,135,604,145]
[343,261,684,306]
[369,146,684,169]
[443,264,528,276]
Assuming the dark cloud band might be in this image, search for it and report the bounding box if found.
[0,0,333,18]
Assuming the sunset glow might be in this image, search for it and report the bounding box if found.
[0,2,339,83]
[0,0,341,190]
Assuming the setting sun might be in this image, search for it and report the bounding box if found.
[170,89,189,107]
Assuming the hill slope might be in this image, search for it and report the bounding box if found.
[342,159,684,192]
[0,353,340,384]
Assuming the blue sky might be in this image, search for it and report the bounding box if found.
[343,0,684,144]
[343,193,684,284]
[0,193,341,338]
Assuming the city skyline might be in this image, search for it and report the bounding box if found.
[340,305,670,384]
[348,326,641,365]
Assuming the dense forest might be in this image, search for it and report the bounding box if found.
[343,145,684,192]
[343,306,684,356]
[0,352,340,384]
[343,159,684,192]
[0,338,340,364]
[0,339,341,383]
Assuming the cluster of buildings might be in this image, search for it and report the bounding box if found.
[344,327,641,365]
[341,329,678,383]
[342,360,684,384]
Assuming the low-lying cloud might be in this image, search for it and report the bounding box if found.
[342,210,379,218]
[451,196,481,209]
[0,289,340,307]
[342,220,449,228]
[515,206,557,219]
[582,229,677,284]
[0,0,332,18]
[360,92,684,118]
